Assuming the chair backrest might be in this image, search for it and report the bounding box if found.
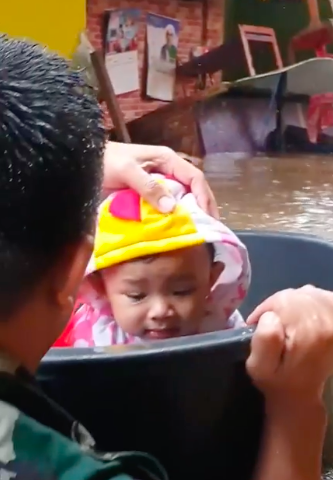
[238,24,283,76]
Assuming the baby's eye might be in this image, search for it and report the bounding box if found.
[126,293,146,302]
[173,287,196,297]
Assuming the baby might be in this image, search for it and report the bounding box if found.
[55,175,251,347]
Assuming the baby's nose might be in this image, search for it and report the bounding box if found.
[149,296,174,320]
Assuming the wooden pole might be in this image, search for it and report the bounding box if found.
[80,32,131,143]
[90,50,131,143]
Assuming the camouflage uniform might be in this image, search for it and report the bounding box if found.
[0,356,167,480]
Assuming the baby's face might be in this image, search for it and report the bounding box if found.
[102,245,222,340]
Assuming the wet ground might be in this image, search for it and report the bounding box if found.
[204,154,333,240]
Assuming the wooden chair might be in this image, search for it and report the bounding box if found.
[289,22,333,61]
[238,24,283,76]
[239,24,307,143]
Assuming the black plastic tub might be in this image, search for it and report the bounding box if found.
[38,231,333,480]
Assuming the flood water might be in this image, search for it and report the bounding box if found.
[204,154,333,240]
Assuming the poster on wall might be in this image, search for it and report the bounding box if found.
[146,13,180,101]
[104,8,140,95]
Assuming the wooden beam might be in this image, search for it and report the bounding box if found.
[307,0,320,23]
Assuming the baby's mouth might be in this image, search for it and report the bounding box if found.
[144,328,181,340]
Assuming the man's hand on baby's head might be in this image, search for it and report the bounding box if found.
[103,143,219,219]
[246,286,333,404]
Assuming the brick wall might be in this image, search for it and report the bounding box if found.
[87,0,224,126]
